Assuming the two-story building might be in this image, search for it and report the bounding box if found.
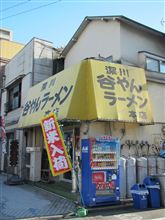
[16,16,165,191]
[61,15,165,145]
[0,37,62,178]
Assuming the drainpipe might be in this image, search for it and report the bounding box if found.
[72,128,77,193]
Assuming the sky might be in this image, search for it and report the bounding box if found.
[0,0,165,48]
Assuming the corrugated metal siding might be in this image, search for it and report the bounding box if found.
[33,40,53,85]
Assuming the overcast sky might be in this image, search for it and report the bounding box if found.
[0,0,165,47]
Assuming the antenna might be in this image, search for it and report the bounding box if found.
[161,18,165,26]
[161,17,165,32]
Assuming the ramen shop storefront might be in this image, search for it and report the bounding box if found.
[18,59,153,187]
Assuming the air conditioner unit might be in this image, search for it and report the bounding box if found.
[26,147,40,152]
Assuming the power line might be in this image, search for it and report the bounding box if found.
[0,0,31,13]
[0,0,62,21]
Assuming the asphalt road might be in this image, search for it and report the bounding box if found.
[0,174,75,220]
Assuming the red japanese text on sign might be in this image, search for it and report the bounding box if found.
[41,114,72,176]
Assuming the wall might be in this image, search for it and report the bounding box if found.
[148,82,165,123]
[1,38,54,176]
[5,38,54,87]
[33,39,53,85]
[64,20,121,68]
[3,38,54,129]
[120,22,165,66]
[119,23,165,123]
[81,121,163,146]
[5,40,33,86]
[0,28,12,41]
[0,39,24,60]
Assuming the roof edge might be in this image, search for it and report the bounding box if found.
[61,15,165,57]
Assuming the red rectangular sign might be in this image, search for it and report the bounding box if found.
[41,113,72,176]
[92,172,106,183]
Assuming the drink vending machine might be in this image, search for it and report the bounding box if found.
[81,136,120,207]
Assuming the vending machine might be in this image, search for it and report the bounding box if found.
[81,136,120,207]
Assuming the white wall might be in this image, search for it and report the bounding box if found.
[1,90,7,116]
[120,22,165,66]
[148,82,165,123]
[3,38,54,130]
[5,40,33,86]
[5,38,54,87]
[65,20,121,68]
[21,73,32,107]
[81,121,163,146]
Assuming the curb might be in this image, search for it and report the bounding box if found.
[87,202,133,213]
[19,215,63,220]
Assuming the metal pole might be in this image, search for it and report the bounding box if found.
[72,128,77,193]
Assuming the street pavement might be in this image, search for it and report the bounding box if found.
[0,174,76,220]
[0,174,165,220]
[72,206,165,220]
[19,206,165,220]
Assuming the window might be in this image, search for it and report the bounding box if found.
[8,82,21,111]
[160,61,165,73]
[146,57,165,73]
[146,58,159,72]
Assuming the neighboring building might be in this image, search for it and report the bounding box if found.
[0,28,24,99]
[0,37,62,176]
[0,28,13,41]
[0,28,24,171]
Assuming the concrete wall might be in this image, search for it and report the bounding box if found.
[5,38,53,87]
[120,22,165,66]
[5,40,33,87]
[80,121,163,147]
[64,20,121,68]
[33,39,53,85]
[148,81,165,123]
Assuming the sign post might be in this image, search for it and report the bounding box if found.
[0,116,6,171]
[41,113,72,176]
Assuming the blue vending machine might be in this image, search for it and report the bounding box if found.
[81,136,120,207]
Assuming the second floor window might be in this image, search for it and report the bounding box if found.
[8,82,21,111]
[146,57,165,73]
[160,61,165,73]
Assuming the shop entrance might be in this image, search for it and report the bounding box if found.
[63,130,73,181]
[41,149,51,182]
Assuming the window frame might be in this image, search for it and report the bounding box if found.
[8,81,22,112]
[145,55,165,74]
[160,60,165,73]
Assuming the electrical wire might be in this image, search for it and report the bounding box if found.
[0,0,62,21]
[0,0,31,13]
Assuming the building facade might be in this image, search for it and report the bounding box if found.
[0,28,24,171]
[61,16,165,146]
[2,16,165,190]
[0,37,61,178]
[0,28,24,104]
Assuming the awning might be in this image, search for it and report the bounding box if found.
[18,59,154,128]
